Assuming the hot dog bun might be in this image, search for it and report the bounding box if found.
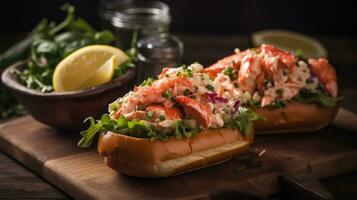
[97,128,253,177]
[252,102,338,134]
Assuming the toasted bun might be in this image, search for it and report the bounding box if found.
[252,102,338,134]
[97,128,252,177]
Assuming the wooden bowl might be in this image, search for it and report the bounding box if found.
[1,61,136,132]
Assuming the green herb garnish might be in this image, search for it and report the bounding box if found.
[223,66,236,80]
[235,107,264,135]
[174,120,200,139]
[183,89,191,96]
[295,49,304,59]
[274,100,286,108]
[293,89,336,108]
[163,90,172,98]
[183,68,193,77]
[140,77,155,86]
[159,115,166,121]
[205,84,214,91]
[146,111,153,119]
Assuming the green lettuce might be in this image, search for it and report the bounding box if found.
[78,107,263,148]
[293,89,336,108]
[224,107,264,135]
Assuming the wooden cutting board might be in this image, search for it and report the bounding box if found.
[0,114,356,200]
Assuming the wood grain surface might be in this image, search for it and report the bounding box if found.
[0,113,356,200]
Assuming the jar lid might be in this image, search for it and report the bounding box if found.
[111,1,171,29]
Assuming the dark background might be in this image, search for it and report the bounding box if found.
[1,0,357,35]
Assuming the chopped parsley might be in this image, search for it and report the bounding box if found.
[194,86,199,92]
[159,115,166,121]
[163,90,172,98]
[183,68,193,77]
[223,66,236,80]
[295,49,304,59]
[274,100,286,108]
[205,84,214,91]
[175,120,201,139]
[140,77,155,86]
[183,89,191,96]
[146,111,153,119]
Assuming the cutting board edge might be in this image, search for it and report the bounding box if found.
[0,124,44,175]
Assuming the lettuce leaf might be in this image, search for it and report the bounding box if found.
[293,89,336,108]
[77,114,153,148]
[224,107,264,135]
[78,106,263,148]
[236,107,265,135]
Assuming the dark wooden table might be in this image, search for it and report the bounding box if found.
[0,34,357,200]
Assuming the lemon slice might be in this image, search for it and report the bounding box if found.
[53,45,128,92]
[252,29,327,58]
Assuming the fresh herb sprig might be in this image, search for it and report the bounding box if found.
[224,107,264,135]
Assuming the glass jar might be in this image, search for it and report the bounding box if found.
[111,1,171,50]
[136,33,183,83]
[98,0,134,30]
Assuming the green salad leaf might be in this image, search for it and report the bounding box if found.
[236,107,265,135]
[78,114,206,148]
[295,49,305,59]
[15,4,118,93]
[78,114,158,148]
[139,77,155,87]
[293,89,336,108]
[224,107,264,135]
[0,4,132,120]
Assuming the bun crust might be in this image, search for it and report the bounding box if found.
[252,102,338,134]
[97,128,252,177]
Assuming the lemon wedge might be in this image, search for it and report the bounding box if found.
[252,29,327,58]
[53,45,129,92]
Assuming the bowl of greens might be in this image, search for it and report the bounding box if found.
[1,4,136,131]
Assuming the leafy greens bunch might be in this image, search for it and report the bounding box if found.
[0,4,135,120]
[14,4,117,92]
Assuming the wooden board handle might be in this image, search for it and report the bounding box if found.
[309,151,357,179]
[333,108,357,132]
